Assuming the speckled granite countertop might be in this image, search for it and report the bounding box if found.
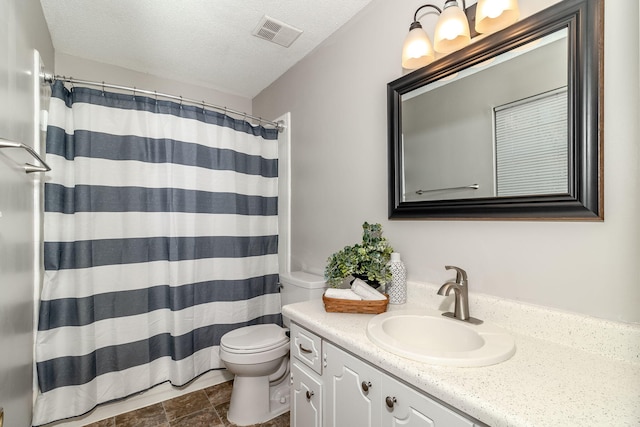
[282,282,640,427]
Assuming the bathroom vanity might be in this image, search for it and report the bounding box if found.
[284,282,640,427]
[290,322,481,426]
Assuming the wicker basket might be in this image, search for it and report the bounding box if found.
[322,292,389,314]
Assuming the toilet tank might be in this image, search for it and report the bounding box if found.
[280,271,326,327]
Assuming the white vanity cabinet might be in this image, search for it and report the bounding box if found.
[290,323,324,427]
[324,341,475,427]
[290,323,480,427]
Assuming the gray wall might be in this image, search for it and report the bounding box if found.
[253,0,640,324]
[55,53,252,115]
[0,0,54,426]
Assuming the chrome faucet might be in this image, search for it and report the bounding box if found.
[437,265,471,321]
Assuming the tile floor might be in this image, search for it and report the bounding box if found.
[83,380,290,427]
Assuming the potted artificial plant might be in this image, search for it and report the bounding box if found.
[324,222,394,288]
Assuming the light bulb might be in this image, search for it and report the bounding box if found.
[483,0,509,18]
[433,2,471,53]
[402,25,435,69]
[407,39,429,58]
[475,0,520,34]
[439,17,467,41]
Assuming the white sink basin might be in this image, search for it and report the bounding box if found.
[366,309,516,367]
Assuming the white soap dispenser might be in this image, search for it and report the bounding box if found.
[387,252,407,304]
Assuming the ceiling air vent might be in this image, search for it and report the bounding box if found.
[252,15,303,48]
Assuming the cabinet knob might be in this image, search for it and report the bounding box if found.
[306,390,314,400]
[361,381,372,392]
[385,396,397,409]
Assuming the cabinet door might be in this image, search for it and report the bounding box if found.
[324,342,381,427]
[380,375,475,427]
[291,360,322,427]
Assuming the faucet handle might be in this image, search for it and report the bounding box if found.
[445,265,467,284]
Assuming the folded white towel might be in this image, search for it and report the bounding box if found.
[324,288,363,300]
[351,278,387,301]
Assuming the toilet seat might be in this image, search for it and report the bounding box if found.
[220,324,289,354]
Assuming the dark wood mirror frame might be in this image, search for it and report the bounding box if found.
[388,0,603,220]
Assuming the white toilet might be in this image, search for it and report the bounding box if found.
[219,271,326,426]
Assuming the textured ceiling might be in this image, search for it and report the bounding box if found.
[40,0,374,98]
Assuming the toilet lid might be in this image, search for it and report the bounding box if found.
[220,324,288,353]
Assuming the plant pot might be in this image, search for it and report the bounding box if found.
[351,274,381,289]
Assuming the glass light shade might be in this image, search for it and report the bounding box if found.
[402,26,435,69]
[475,0,520,34]
[433,3,471,54]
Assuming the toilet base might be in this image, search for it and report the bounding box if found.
[268,378,291,419]
[227,375,290,426]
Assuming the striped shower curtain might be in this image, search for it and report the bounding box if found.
[33,81,281,425]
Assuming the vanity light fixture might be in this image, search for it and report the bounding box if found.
[401,0,520,70]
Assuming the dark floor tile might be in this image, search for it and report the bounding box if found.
[214,402,232,427]
[204,380,233,406]
[170,407,224,427]
[257,411,290,427]
[163,390,212,421]
[115,403,168,427]
[214,402,256,427]
[83,418,115,427]
[214,401,289,427]
[101,380,287,427]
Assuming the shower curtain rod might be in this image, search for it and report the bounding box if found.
[41,73,284,132]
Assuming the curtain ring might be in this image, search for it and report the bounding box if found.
[202,100,206,113]
[223,106,228,116]
[101,81,105,95]
[180,96,183,107]
[133,87,136,99]
[154,90,158,101]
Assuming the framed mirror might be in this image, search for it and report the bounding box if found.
[388,0,603,220]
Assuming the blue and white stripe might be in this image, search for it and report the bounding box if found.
[33,81,281,425]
